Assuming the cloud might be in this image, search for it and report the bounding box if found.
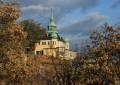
[20,0,101,20]
[22,5,50,12]
[111,0,120,8]
[59,12,108,36]
[60,12,108,50]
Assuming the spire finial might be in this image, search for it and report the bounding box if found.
[51,8,53,18]
[48,8,57,32]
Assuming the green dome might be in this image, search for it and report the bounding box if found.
[51,32,58,39]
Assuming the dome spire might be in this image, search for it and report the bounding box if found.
[48,8,58,38]
[49,8,55,24]
[51,8,53,18]
[48,8,57,32]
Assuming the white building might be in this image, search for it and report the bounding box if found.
[34,13,77,60]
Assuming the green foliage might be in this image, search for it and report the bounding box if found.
[20,20,47,50]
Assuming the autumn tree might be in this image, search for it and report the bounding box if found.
[75,23,120,85]
[0,3,34,85]
[34,56,75,85]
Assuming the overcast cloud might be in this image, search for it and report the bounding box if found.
[20,0,101,19]
[60,12,108,35]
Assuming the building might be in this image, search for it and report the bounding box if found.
[34,13,77,60]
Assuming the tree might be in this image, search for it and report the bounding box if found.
[76,23,120,85]
[34,56,75,85]
[0,3,34,85]
[20,20,47,51]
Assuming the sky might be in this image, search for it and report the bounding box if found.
[4,0,120,49]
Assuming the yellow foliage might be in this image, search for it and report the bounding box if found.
[0,5,20,24]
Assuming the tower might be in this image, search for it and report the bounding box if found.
[48,9,58,39]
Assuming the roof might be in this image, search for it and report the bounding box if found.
[39,33,67,43]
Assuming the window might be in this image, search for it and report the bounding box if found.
[41,51,43,55]
[53,41,54,45]
[36,51,40,55]
[36,51,43,55]
[42,42,46,45]
[48,42,50,45]
[52,41,56,45]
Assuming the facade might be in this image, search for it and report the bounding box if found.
[34,14,76,60]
